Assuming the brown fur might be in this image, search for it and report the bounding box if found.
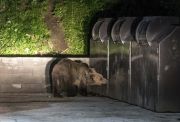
[51,58,107,97]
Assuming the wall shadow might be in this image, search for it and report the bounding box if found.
[45,58,61,93]
[45,54,91,93]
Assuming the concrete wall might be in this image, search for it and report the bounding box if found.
[0,57,53,93]
[0,57,89,94]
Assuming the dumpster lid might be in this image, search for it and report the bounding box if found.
[111,18,125,43]
[92,19,104,41]
[146,17,179,45]
[120,17,136,44]
[135,17,154,46]
[99,18,114,43]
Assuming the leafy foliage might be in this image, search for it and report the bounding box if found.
[1,0,179,55]
[54,0,106,55]
[0,0,52,55]
[0,0,108,55]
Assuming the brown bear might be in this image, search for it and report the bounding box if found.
[51,58,107,97]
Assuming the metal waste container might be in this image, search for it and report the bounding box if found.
[131,16,180,112]
[90,16,180,112]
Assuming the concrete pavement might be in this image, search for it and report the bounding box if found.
[0,97,180,122]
